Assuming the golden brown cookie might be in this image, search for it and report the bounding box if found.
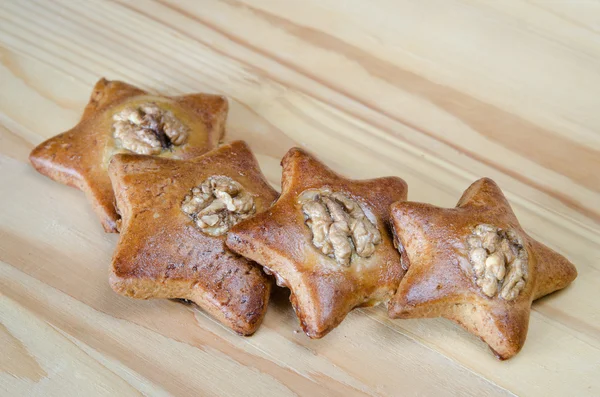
[29,78,228,232]
[108,141,278,335]
[226,148,407,338]
[388,178,577,359]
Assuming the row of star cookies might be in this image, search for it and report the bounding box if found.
[226,149,577,359]
[29,79,577,360]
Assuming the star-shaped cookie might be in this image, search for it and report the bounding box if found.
[388,178,577,359]
[226,148,408,338]
[29,78,228,232]
[108,141,278,335]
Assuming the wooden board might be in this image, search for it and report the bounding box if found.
[1,1,599,395]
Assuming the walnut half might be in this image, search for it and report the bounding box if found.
[112,102,189,155]
[467,224,529,300]
[182,176,256,236]
[299,189,381,267]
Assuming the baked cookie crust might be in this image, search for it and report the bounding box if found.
[108,141,277,335]
[388,178,577,359]
[227,148,408,338]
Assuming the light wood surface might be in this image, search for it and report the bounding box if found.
[1,1,599,396]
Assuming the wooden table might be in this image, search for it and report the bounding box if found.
[1,1,598,396]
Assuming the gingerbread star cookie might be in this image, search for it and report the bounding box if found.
[29,78,228,232]
[226,148,408,338]
[108,141,278,335]
[388,178,577,359]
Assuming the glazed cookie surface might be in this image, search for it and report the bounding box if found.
[108,141,277,335]
[226,147,408,338]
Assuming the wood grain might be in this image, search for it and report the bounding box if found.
[0,0,598,395]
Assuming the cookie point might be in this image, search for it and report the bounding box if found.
[28,146,43,168]
[389,200,404,213]
[479,177,500,188]
[228,139,251,152]
[107,153,127,169]
[96,76,110,85]
[280,147,304,166]
[390,176,409,195]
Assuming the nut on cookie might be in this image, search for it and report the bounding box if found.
[388,178,577,359]
[226,147,408,338]
[108,141,278,335]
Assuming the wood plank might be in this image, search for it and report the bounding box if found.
[0,0,598,395]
